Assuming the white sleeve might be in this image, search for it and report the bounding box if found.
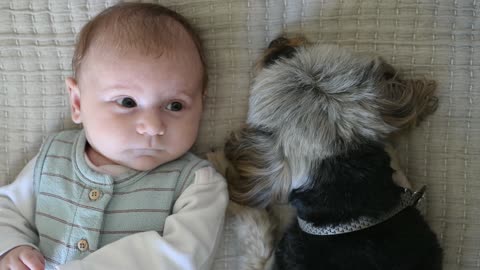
[58,166,228,270]
[0,156,39,256]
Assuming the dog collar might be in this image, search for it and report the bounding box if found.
[297,186,426,236]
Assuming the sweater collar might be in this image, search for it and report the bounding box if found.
[71,130,151,188]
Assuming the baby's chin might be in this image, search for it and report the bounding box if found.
[122,155,175,171]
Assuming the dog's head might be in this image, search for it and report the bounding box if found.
[226,36,437,207]
[248,36,436,159]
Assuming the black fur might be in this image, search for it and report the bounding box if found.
[275,142,443,270]
[263,45,297,68]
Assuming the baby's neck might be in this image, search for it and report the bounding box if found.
[84,144,135,176]
[85,143,116,167]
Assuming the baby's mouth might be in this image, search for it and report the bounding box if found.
[130,148,164,155]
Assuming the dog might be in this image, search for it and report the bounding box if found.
[224,37,442,269]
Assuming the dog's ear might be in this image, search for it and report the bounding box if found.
[374,58,438,131]
[267,37,290,49]
[225,127,291,208]
[263,37,297,67]
[256,36,308,71]
[359,57,396,84]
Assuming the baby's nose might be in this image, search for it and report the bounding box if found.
[136,110,165,136]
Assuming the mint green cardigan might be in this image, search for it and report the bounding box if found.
[33,129,209,269]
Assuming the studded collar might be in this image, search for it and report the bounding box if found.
[297,186,426,236]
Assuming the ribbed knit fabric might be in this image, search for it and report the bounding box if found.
[33,129,209,269]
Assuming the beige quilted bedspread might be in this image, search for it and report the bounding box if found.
[1,0,479,269]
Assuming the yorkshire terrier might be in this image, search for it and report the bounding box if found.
[224,37,442,269]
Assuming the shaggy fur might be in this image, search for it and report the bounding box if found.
[225,37,442,269]
[226,37,437,208]
[277,142,442,269]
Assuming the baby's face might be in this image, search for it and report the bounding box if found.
[66,45,204,171]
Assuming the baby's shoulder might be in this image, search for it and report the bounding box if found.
[40,129,82,146]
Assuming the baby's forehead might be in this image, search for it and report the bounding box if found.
[78,41,204,92]
[73,4,207,89]
[90,17,193,56]
[76,19,202,79]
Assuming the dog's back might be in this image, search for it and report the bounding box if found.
[276,143,442,270]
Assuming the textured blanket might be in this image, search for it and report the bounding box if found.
[0,1,479,269]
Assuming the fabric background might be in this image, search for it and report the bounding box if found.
[0,0,479,269]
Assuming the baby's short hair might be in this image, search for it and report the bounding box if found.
[72,2,207,89]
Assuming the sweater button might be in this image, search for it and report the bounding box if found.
[88,189,101,201]
[77,239,89,252]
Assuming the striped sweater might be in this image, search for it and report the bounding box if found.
[32,129,209,269]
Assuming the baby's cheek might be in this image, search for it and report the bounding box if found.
[172,128,197,152]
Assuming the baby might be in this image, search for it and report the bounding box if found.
[0,3,228,270]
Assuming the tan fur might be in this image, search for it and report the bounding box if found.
[208,144,414,270]
[228,202,276,270]
[225,128,291,207]
[207,151,278,270]
[380,77,438,132]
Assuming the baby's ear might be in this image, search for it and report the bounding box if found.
[65,77,82,124]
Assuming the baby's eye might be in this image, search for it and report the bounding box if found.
[166,102,183,112]
[116,97,137,108]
